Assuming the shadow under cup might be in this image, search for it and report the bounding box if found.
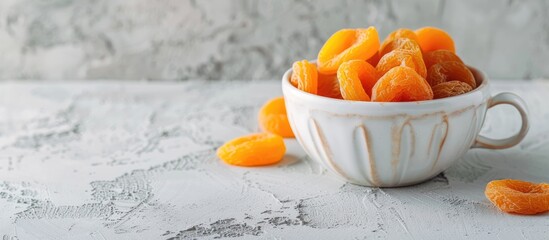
[282,66,529,187]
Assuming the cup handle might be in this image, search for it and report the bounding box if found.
[473,92,529,149]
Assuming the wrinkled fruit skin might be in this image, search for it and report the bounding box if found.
[291,26,474,101]
[379,37,422,58]
[317,27,380,74]
[292,60,318,94]
[423,50,463,69]
[379,28,418,52]
[317,73,343,99]
[372,66,433,102]
[337,60,377,101]
[258,97,294,138]
[217,133,286,167]
[427,61,476,88]
[432,81,473,99]
[485,179,549,215]
[377,50,427,79]
[415,27,455,52]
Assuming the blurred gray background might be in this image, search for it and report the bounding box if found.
[0,0,547,81]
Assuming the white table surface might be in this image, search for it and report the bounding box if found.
[0,80,548,240]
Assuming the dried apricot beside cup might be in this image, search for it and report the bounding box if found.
[485,179,549,215]
[258,97,294,138]
[217,133,286,167]
[317,27,380,74]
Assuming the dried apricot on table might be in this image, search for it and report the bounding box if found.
[292,60,318,94]
[258,97,294,138]
[372,66,433,102]
[337,60,377,101]
[415,27,455,52]
[432,81,473,99]
[376,50,427,78]
[423,49,463,69]
[379,37,422,58]
[427,61,476,88]
[217,133,286,167]
[379,28,418,52]
[317,73,342,99]
[317,27,380,74]
[485,179,549,215]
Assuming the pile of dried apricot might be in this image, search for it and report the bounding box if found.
[218,26,476,168]
[291,26,477,102]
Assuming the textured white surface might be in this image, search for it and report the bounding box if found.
[0,81,548,239]
[0,0,548,80]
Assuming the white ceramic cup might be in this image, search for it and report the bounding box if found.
[282,66,529,187]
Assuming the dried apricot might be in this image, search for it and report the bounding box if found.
[258,97,294,138]
[379,37,422,58]
[217,133,286,167]
[485,179,549,215]
[423,50,463,69]
[317,73,342,99]
[372,66,433,102]
[317,27,380,74]
[415,27,455,53]
[337,60,377,101]
[376,50,427,78]
[379,28,418,52]
[292,60,318,94]
[427,61,476,88]
[432,81,473,99]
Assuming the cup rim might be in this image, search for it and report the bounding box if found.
[282,63,489,107]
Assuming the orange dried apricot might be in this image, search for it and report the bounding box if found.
[317,73,342,99]
[376,50,427,78]
[258,97,294,138]
[423,50,463,69]
[379,28,418,52]
[432,81,473,99]
[427,61,476,88]
[337,60,377,101]
[372,66,433,102]
[485,179,549,215]
[217,133,286,167]
[317,27,380,74]
[379,37,422,58]
[292,60,318,94]
[415,27,455,53]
